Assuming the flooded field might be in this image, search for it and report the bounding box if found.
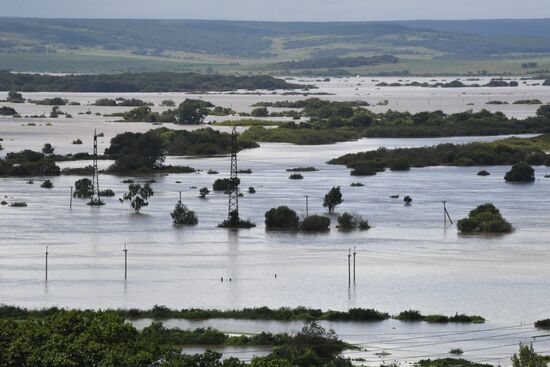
[1,77,550,365]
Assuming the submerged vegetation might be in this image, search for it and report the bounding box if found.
[242,103,550,145]
[457,203,513,234]
[329,135,550,175]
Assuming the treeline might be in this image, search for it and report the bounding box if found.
[0,71,305,92]
[329,135,550,175]
[105,128,258,173]
[242,103,550,145]
[0,304,485,324]
[376,79,519,88]
[275,55,399,70]
[0,306,351,367]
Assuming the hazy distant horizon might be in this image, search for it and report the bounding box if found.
[2,0,550,22]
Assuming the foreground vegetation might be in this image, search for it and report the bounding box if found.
[0,307,351,367]
[457,203,513,234]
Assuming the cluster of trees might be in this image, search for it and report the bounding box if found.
[0,71,305,92]
[0,149,60,177]
[504,162,535,182]
[377,79,519,88]
[6,90,25,103]
[28,97,68,105]
[457,203,513,234]
[94,98,153,107]
[0,307,352,367]
[329,137,550,176]
[0,106,17,116]
[242,106,550,145]
[122,99,211,124]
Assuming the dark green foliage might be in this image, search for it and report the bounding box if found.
[248,186,256,194]
[537,104,550,118]
[175,99,209,124]
[389,158,411,171]
[199,187,210,198]
[336,213,370,230]
[218,210,256,229]
[534,319,550,329]
[478,170,490,176]
[30,97,67,105]
[0,106,17,115]
[42,143,54,154]
[74,178,93,198]
[6,90,24,103]
[350,182,364,186]
[72,138,83,145]
[105,131,166,173]
[289,173,303,179]
[93,98,118,106]
[404,196,413,204]
[265,206,300,230]
[513,99,543,104]
[0,71,303,92]
[512,343,547,367]
[155,127,258,156]
[251,107,269,117]
[287,167,317,172]
[330,139,550,172]
[120,183,154,213]
[99,189,116,197]
[161,100,176,107]
[457,203,513,234]
[504,162,535,182]
[301,215,331,232]
[323,186,343,213]
[396,310,485,323]
[213,178,240,191]
[243,109,550,145]
[0,150,61,177]
[40,179,53,189]
[171,201,198,225]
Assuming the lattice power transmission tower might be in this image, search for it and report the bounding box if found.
[227,127,239,218]
[88,129,104,206]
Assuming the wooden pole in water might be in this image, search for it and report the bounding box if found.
[45,246,48,281]
[123,244,128,281]
[179,191,182,202]
[353,247,357,284]
[348,249,351,287]
[443,201,447,226]
[305,195,309,218]
[69,186,73,209]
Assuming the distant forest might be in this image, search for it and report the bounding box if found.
[0,71,304,92]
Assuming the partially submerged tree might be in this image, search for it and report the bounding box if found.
[199,187,210,198]
[171,201,198,225]
[504,162,535,182]
[512,343,546,367]
[120,183,154,213]
[73,178,93,198]
[457,203,513,234]
[301,215,331,232]
[41,179,54,189]
[265,206,300,230]
[42,143,55,154]
[337,212,370,230]
[323,186,343,214]
[218,210,255,229]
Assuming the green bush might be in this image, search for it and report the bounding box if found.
[504,162,535,182]
[301,215,330,232]
[457,203,513,234]
[265,206,300,230]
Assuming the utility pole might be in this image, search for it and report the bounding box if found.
[227,127,239,220]
[353,246,357,284]
[305,195,309,218]
[123,244,128,280]
[45,246,49,281]
[89,129,104,206]
[69,186,73,209]
[443,201,453,225]
[179,191,182,202]
[348,249,351,287]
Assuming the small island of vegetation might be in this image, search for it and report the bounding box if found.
[457,203,513,234]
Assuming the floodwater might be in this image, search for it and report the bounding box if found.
[1,77,550,365]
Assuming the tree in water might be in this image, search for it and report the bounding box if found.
[120,183,154,213]
[323,186,343,214]
[199,187,210,198]
[171,201,198,225]
[73,178,93,198]
[512,343,546,367]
